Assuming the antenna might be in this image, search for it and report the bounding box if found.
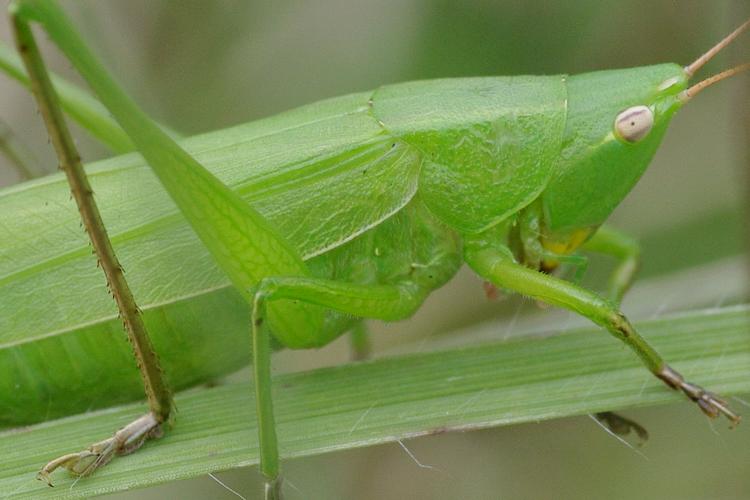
[684,18,749,77]
[678,18,750,102]
[680,62,750,101]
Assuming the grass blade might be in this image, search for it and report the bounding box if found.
[1,305,748,498]
[0,40,181,155]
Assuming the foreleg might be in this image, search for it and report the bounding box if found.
[465,243,739,425]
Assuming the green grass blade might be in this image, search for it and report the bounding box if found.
[2,305,748,499]
[0,40,133,154]
[0,40,182,154]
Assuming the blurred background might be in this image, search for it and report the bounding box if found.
[1,0,748,498]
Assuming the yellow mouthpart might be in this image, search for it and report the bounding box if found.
[542,227,593,256]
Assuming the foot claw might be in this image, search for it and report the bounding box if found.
[37,412,163,485]
[657,366,741,427]
[693,390,740,427]
[594,411,649,444]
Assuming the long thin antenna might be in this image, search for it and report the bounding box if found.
[685,18,750,77]
[680,62,750,101]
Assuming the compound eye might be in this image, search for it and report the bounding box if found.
[614,105,654,143]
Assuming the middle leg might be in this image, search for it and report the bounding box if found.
[249,273,440,498]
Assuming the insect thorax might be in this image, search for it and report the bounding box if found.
[371,76,568,234]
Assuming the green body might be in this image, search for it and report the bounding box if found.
[0,67,685,425]
[0,1,693,427]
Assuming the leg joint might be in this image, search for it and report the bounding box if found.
[605,310,632,338]
[251,277,284,303]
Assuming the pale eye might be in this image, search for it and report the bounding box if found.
[614,105,654,143]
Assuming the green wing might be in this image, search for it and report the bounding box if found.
[0,91,420,424]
